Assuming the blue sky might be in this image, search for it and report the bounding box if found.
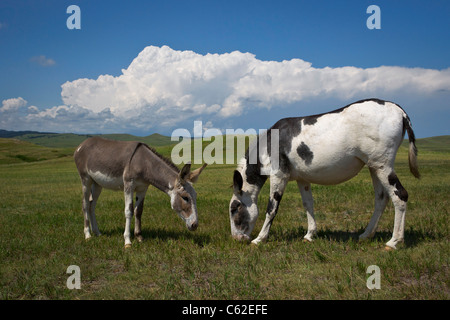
[0,0,449,137]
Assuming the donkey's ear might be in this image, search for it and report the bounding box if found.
[233,170,243,195]
[178,162,192,183]
[188,163,207,183]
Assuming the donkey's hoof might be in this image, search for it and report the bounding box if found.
[124,244,132,249]
[384,246,395,251]
[136,236,144,243]
[358,235,368,242]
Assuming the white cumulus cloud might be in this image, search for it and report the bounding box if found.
[61,46,450,127]
[23,105,117,133]
[1,97,27,112]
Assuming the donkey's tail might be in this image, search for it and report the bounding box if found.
[402,113,421,179]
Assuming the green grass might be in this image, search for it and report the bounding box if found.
[0,138,73,165]
[0,137,448,300]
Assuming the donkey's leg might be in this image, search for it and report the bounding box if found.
[134,188,147,243]
[123,185,135,248]
[297,181,316,242]
[88,183,102,236]
[251,175,288,245]
[385,171,409,249]
[359,168,389,241]
[373,169,409,249]
[81,178,93,240]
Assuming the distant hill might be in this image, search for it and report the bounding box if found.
[0,129,55,138]
[401,135,450,154]
[0,129,448,165]
[0,130,175,148]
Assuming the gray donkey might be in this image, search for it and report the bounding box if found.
[74,137,207,248]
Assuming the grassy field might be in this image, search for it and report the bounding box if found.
[0,136,448,300]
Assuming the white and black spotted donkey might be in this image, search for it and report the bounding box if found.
[229,99,420,250]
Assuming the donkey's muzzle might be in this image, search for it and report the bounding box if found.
[188,221,198,231]
[232,233,251,242]
[185,215,198,231]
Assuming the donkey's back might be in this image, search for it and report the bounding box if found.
[74,137,141,182]
[271,99,419,184]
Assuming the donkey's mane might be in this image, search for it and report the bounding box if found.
[140,143,180,173]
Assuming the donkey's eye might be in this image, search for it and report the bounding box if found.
[182,196,189,203]
[230,200,241,215]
